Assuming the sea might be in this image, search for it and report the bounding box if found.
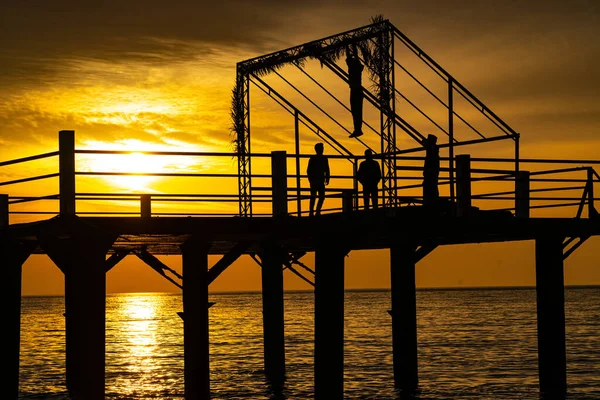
[18,287,600,399]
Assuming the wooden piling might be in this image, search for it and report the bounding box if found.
[259,245,286,387]
[2,241,33,400]
[40,232,116,400]
[390,240,419,392]
[535,237,566,396]
[314,244,345,399]
[181,239,211,400]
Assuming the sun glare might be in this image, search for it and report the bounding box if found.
[79,140,201,192]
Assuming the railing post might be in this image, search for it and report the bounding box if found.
[59,130,76,215]
[456,155,471,217]
[515,171,530,219]
[353,158,359,210]
[342,189,354,213]
[295,111,302,216]
[0,194,8,227]
[271,151,288,217]
[448,78,455,202]
[587,168,595,218]
[141,195,151,218]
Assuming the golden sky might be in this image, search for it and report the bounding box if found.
[1,0,599,295]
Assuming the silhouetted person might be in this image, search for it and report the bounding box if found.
[422,134,440,208]
[346,44,364,138]
[307,142,330,216]
[357,149,381,210]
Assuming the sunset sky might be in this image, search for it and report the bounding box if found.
[2,0,599,295]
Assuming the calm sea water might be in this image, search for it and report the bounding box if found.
[18,288,600,399]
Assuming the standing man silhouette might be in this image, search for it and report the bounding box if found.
[307,142,330,216]
[346,44,364,138]
[357,149,381,210]
[422,134,440,208]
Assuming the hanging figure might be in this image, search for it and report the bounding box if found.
[346,43,364,138]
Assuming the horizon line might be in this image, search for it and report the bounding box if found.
[22,284,600,297]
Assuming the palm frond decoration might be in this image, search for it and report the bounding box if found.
[229,77,245,155]
[229,15,393,151]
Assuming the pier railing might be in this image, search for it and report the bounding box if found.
[0,131,598,224]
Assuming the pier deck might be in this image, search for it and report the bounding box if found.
[4,208,598,255]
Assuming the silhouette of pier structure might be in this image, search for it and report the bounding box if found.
[1,18,599,400]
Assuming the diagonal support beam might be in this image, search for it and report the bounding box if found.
[105,250,130,272]
[563,236,590,260]
[208,241,252,285]
[283,250,314,286]
[291,256,314,276]
[286,264,315,287]
[249,253,262,267]
[415,244,438,263]
[134,249,182,290]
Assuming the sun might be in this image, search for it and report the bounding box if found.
[78,140,200,193]
[105,152,159,192]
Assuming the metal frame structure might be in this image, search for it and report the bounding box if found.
[233,18,520,216]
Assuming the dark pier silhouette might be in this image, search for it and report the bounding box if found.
[2,17,599,400]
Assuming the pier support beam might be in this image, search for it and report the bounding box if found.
[181,239,211,400]
[535,237,566,397]
[390,240,419,393]
[259,245,286,387]
[39,230,116,400]
[1,239,35,400]
[314,244,345,399]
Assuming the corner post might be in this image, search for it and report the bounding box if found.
[181,238,211,400]
[515,171,530,219]
[448,78,455,202]
[390,240,418,392]
[271,151,288,217]
[314,243,345,399]
[59,130,76,215]
[456,155,471,217]
[295,111,302,216]
[535,236,567,397]
[259,244,286,387]
[587,168,595,217]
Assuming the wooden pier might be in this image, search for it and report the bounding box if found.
[2,18,600,400]
[2,132,598,399]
